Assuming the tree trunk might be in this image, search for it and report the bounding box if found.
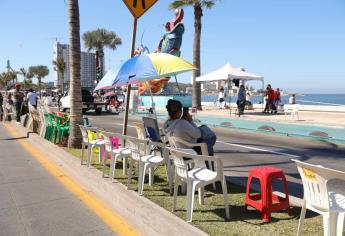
[38,78,42,98]
[68,0,83,148]
[193,3,203,110]
[61,72,64,93]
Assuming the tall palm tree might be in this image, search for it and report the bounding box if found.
[27,65,49,98]
[19,68,27,90]
[0,71,17,89]
[82,28,122,82]
[0,72,9,89]
[67,0,83,148]
[170,0,218,110]
[52,57,66,92]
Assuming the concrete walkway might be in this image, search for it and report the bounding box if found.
[0,124,115,236]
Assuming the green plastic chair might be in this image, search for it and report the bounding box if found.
[44,113,54,141]
[55,116,70,145]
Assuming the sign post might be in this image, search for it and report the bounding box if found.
[122,0,158,135]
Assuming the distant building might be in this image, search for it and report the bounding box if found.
[53,39,96,90]
[45,81,55,89]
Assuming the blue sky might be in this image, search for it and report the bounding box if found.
[0,0,344,93]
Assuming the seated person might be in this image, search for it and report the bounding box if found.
[289,94,296,104]
[163,99,201,147]
[182,107,217,156]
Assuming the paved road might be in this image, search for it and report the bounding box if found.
[87,112,345,200]
[0,124,115,236]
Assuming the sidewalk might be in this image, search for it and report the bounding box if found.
[0,124,115,235]
[200,106,345,128]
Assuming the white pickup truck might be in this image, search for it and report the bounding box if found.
[59,89,107,115]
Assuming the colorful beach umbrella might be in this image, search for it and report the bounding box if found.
[113,53,195,86]
[94,69,119,91]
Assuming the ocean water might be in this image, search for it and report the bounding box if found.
[202,94,345,106]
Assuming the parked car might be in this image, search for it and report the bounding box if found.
[59,89,106,114]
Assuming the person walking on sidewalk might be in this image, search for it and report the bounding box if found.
[13,84,24,123]
[237,85,246,116]
[274,88,281,113]
[27,89,38,109]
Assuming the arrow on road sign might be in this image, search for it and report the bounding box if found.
[123,0,157,19]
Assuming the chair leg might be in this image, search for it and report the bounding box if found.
[111,154,118,182]
[186,183,195,222]
[336,212,345,236]
[168,163,174,195]
[222,176,230,220]
[172,173,178,212]
[198,187,205,205]
[102,150,107,178]
[98,147,102,163]
[323,214,331,236]
[127,159,134,189]
[138,163,147,195]
[87,145,92,168]
[297,200,307,236]
[81,143,85,165]
[330,212,339,236]
[122,156,127,175]
[149,167,154,186]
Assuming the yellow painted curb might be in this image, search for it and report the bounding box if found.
[3,124,141,236]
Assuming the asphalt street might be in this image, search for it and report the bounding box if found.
[86,112,345,200]
[0,124,115,236]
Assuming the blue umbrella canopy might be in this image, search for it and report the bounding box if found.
[94,69,119,91]
[113,53,195,86]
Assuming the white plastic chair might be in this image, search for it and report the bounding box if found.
[168,136,216,193]
[292,159,345,236]
[2,103,14,123]
[125,136,169,195]
[284,104,300,120]
[169,147,230,222]
[101,132,131,180]
[79,125,105,167]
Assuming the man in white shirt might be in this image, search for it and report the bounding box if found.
[289,94,296,104]
[27,89,38,108]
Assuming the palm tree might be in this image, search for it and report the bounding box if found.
[52,57,66,92]
[67,0,83,148]
[19,68,27,90]
[0,71,17,89]
[170,0,218,110]
[82,28,122,82]
[0,72,9,89]
[27,65,49,98]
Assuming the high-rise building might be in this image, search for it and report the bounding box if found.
[53,39,97,90]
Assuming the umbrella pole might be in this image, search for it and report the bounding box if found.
[149,88,157,120]
[229,80,232,116]
[122,17,137,135]
[174,75,181,95]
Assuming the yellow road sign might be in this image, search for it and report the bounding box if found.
[123,0,158,19]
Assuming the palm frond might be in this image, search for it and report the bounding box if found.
[169,0,194,10]
[201,0,216,9]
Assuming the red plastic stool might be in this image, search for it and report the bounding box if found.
[244,166,291,222]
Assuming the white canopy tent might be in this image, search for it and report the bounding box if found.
[196,63,264,115]
[196,63,264,82]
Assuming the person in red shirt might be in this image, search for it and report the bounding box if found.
[264,84,275,113]
[274,88,281,114]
